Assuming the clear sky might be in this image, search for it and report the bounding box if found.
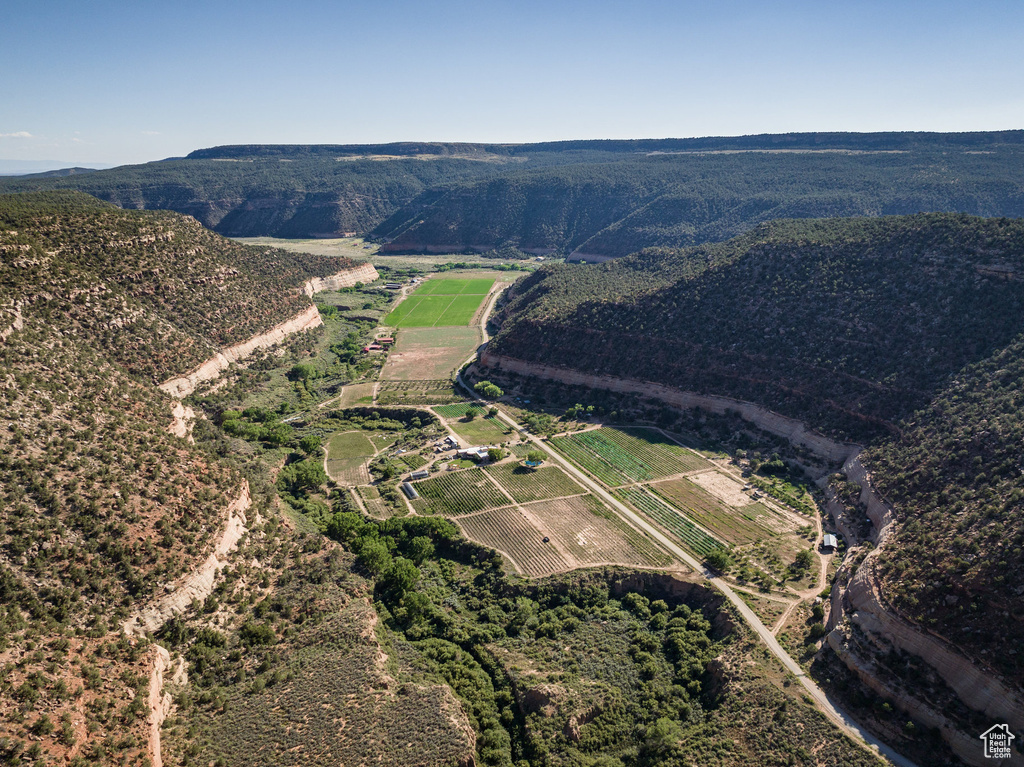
[3,0,1023,166]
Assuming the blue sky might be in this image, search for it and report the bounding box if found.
[2,0,1023,166]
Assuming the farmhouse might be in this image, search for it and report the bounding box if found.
[401,482,419,500]
[457,446,495,461]
[362,343,383,353]
[376,336,395,346]
[822,533,838,551]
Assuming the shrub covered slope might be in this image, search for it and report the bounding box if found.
[0,191,356,764]
[490,212,1024,689]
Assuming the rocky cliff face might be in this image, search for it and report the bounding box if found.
[124,482,252,636]
[159,304,322,397]
[303,262,379,296]
[478,351,859,462]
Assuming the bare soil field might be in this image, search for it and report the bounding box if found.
[521,495,671,568]
[379,326,481,381]
[688,469,752,507]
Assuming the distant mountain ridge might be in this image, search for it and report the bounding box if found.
[2,131,1024,251]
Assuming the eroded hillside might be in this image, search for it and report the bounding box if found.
[0,192,375,764]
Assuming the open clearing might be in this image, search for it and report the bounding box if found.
[336,382,376,407]
[447,415,512,445]
[688,470,753,507]
[379,326,481,381]
[325,431,376,484]
[384,277,495,328]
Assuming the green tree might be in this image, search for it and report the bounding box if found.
[474,380,503,398]
[705,549,732,572]
[299,434,321,455]
[356,538,393,575]
[289,362,317,381]
[381,557,420,598]
[525,450,546,465]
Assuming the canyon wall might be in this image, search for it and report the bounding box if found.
[303,262,379,296]
[160,304,323,398]
[478,351,859,463]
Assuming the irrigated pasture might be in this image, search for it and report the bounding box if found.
[615,487,725,557]
[484,463,585,504]
[378,326,481,381]
[448,415,512,445]
[411,467,510,515]
[524,495,672,568]
[549,427,710,487]
[413,278,495,296]
[325,431,376,484]
[649,478,769,545]
[384,278,495,328]
[432,402,485,419]
[456,506,569,576]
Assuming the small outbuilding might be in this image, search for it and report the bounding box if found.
[822,534,839,551]
[410,469,430,480]
[401,482,419,500]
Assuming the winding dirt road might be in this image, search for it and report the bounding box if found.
[456,291,917,767]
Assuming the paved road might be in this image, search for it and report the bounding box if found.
[455,369,916,767]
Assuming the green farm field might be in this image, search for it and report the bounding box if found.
[413,278,495,296]
[384,277,495,327]
[484,463,585,504]
[650,478,769,546]
[325,431,376,484]
[448,415,513,445]
[410,467,510,516]
[549,427,711,487]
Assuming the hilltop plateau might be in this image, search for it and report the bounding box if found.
[3,132,1024,257]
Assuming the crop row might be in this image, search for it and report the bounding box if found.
[432,402,485,418]
[527,495,672,567]
[603,428,712,475]
[411,468,509,515]
[650,479,768,546]
[457,506,568,577]
[616,488,725,557]
[550,428,708,487]
[484,463,584,504]
[548,434,631,486]
[378,379,460,393]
